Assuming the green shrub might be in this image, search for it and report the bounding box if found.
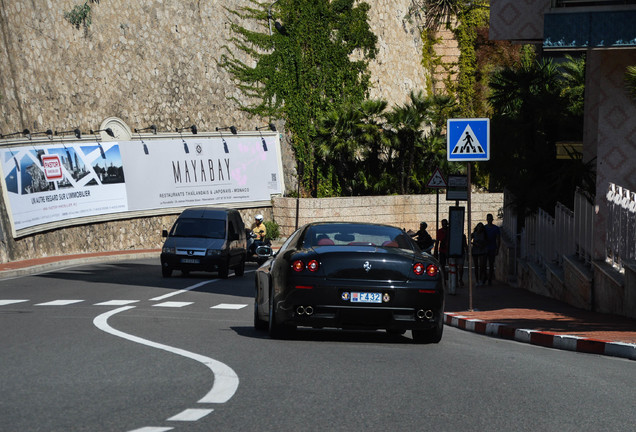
[264,220,280,240]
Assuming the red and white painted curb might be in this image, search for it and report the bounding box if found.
[444,312,636,361]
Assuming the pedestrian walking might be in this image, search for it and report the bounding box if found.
[456,233,468,287]
[434,219,449,278]
[484,213,501,285]
[471,222,487,285]
[412,221,434,253]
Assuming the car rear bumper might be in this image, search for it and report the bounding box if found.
[273,284,444,331]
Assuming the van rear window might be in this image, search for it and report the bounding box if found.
[170,218,226,239]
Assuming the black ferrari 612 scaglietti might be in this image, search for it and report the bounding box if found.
[254,222,445,343]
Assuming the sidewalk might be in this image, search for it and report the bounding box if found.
[0,250,634,360]
[444,279,636,360]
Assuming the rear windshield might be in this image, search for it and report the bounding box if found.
[302,223,413,251]
[170,218,226,239]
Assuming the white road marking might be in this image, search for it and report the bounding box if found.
[150,280,218,301]
[94,300,139,306]
[211,303,247,310]
[166,408,214,422]
[35,300,84,306]
[127,427,173,432]
[152,301,193,308]
[0,299,29,306]
[93,306,239,403]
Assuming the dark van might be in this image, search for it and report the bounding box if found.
[160,207,247,278]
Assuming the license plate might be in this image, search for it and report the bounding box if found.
[181,258,199,264]
[350,292,382,303]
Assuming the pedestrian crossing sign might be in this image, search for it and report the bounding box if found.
[447,118,490,161]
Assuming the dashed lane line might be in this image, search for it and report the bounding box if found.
[35,299,84,306]
[0,299,28,306]
[149,280,218,301]
[94,300,140,306]
[152,301,194,308]
[128,427,173,432]
[211,303,248,310]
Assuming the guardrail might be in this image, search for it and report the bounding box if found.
[606,183,636,270]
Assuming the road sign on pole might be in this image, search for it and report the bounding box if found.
[447,118,490,161]
[426,167,447,188]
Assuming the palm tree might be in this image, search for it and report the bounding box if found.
[408,0,465,30]
[385,91,457,194]
[315,99,389,196]
[626,65,636,101]
[488,56,588,216]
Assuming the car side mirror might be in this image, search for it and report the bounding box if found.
[162,229,168,238]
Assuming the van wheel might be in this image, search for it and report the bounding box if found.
[162,266,172,278]
[235,257,245,277]
[218,262,229,279]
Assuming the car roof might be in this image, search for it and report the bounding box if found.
[303,221,403,230]
[179,207,235,219]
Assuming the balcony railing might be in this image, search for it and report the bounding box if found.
[553,0,636,7]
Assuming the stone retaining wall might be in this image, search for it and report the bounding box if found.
[0,193,504,263]
[273,193,504,237]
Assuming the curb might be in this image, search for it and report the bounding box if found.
[0,251,160,280]
[444,312,636,361]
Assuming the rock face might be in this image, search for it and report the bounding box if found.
[0,0,461,262]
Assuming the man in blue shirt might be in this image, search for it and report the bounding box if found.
[484,213,501,285]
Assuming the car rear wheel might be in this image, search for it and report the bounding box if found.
[268,295,281,338]
[254,296,267,330]
[268,292,294,339]
[412,314,444,344]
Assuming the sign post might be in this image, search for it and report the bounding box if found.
[425,167,447,243]
[447,118,490,310]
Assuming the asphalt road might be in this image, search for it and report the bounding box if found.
[1,258,635,432]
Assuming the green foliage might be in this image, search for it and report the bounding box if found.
[64,1,99,30]
[487,55,588,214]
[264,220,280,240]
[314,91,461,196]
[407,0,465,31]
[453,2,489,118]
[220,0,378,197]
[626,65,636,101]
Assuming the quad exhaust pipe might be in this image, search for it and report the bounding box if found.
[416,309,434,320]
[296,305,314,316]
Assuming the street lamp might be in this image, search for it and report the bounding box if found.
[268,0,281,36]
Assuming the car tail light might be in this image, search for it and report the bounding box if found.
[307,259,320,272]
[292,259,320,272]
[413,263,425,275]
[292,260,305,272]
[413,263,439,277]
[419,289,437,294]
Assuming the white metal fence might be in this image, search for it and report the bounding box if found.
[606,183,636,270]
[504,187,596,271]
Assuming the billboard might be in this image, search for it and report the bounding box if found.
[0,133,283,237]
